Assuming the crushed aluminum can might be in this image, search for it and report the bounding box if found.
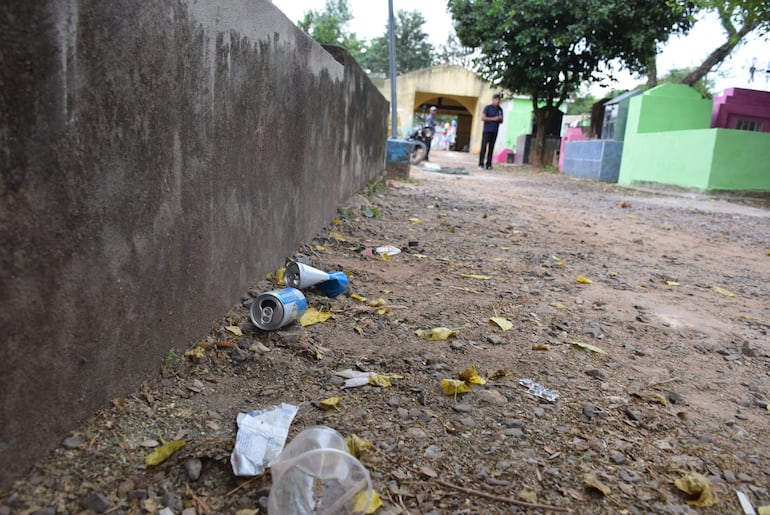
[519,378,559,402]
[250,288,307,331]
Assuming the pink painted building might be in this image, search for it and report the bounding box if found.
[711,88,770,133]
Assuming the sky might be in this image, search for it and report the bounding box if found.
[271,0,769,95]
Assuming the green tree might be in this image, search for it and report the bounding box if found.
[449,0,694,165]
[361,10,434,77]
[298,0,364,60]
[436,33,476,68]
[681,0,770,86]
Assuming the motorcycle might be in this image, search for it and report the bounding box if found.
[406,124,435,165]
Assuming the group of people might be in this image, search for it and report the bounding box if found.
[422,93,504,168]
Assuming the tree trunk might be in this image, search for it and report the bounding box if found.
[531,108,547,167]
[646,54,658,89]
[681,20,757,86]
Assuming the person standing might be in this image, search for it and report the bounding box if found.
[424,106,437,162]
[479,93,503,170]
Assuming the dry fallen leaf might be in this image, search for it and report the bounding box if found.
[487,369,513,379]
[331,218,343,226]
[518,489,538,503]
[571,341,607,354]
[666,281,680,287]
[299,307,332,327]
[461,273,492,280]
[368,375,392,387]
[713,285,735,297]
[409,217,422,224]
[145,440,185,467]
[489,316,513,331]
[351,293,368,302]
[674,472,718,507]
[758,506,770,515]
[415,327,460,340]
[275,267,286,286]
[319,397,341,411]
[329,230,347,241]
[353,490,382,515]
[531,344,551,351]
[345,434,372,458]
[225,325,243,337]
[419,465,438,478]
[184,346,206,359]
[458,365,486,385]
[576,275,593,284]
[550,302,566,309]
[367,298,387,307]
[583,473,611,496]
[441,378,474,395]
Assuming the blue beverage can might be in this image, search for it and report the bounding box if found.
[316,271,348,298]
[250,288,308,331]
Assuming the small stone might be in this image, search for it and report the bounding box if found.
[486,335,504,345]
[450,341,464,350]
[722,470,737,483]
[737,473,753,482]
[182,509,197,515]
[62,435,85,449]
[185,458,203,481]
[501,418,524,428]
[620,470,642,483]
[502,428,524,438]
[583,402,596,419]
[397,408,409,419]
[475,389,507,405]
[625,408,643,421]
[585,369,605,379]
[424,445,442,459]
[611,452,627,465]
[667,391,684,404]
[533,407,545,418]
[258,496,269,512]
[458,417,475,428]
[452,403,472,413]
[407,428,428,439]
[117,479,135,498]
[162,492,183,512]
[387,396,400,408]
[158,509,175,515]
[80,492,110,513]
[128,489,148,501]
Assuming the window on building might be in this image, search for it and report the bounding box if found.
[735,119,763,132]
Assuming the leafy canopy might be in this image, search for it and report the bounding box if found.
[360,10,434,77]
[298,0,365,60]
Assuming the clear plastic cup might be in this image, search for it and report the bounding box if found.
[268,427,373,515]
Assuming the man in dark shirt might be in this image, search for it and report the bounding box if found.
[424,106,437,162]
[479,94,503,170]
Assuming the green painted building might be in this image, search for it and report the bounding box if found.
[502,97,534,150]
[618,84,770,192]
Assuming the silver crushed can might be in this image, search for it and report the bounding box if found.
[250,288,308,331]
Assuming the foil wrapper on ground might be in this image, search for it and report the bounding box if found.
[519,378,559,402]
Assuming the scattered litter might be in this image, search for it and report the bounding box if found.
[737,490,757,515]
[489,316,513,331]
[519,379,559,402]
[268,426,373,514]
[415,327,460,340]
[666,281,680,287]
[319,397,342,411]
[250,288,308,331]
[376,245,401,257]
[335,369,403,389]
[285,261,348,297]
[576,275,592,284]
[230,403,297,476]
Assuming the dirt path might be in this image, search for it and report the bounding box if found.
[4,151,769,514]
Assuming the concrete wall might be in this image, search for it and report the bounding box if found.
[503,98,533,151]
[0,0,387,486]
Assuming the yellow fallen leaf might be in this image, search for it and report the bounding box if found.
[353,489,382,514]
[329,230,347,241]
[345,434,372,458]
[576,275,593,284]
[759,506,770,515]
[713,286,735,297]
[627,214,638,219]
[308,242,327,252]
[666,281,679,287]
[351,293,368,303]
[449,227,456,233]
[376,307,390,315]
[145,440,185,467]
[518,490,538,504]
[571,341,607,354]
[458,365,486,385]
[461,273,492,280]
[489,317,513,331]
[368,375,392,387]
[499,246,510,250]
[367,298,387,307]
[185,346,206,359]
[441,378,474,395]
[381,252,391,262]
[353,326,363,335]
[554,262,566,268]
[331,218,343,226]
[674,472,718,507]
[225,325,243,336]
[415,327,459,340]
[550,302,566,309]
[300,307,332,327]
[275,267,286,286]
[319,397,341,411]
[409,217,422,224]
[583,473,611,496]
[414,253,428,259]
[531,344,551,351]
[487,369,513,379]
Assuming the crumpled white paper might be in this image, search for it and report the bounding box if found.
[230,403,298,476]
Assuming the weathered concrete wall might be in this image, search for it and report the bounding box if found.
[0,0,387,486]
